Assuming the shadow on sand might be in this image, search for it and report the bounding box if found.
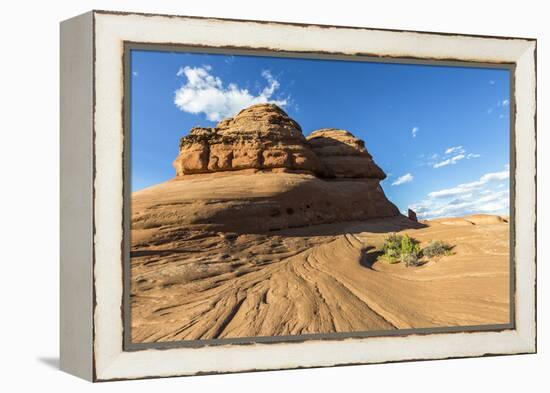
[359,246,384,269]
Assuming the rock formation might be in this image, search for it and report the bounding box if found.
[306,128,386,179]
[408,208,418,222]
[173,104,322,175]
[136,103,400,233]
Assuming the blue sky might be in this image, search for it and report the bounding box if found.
[130,49,510,219]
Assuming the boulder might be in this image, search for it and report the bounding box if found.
[306,128,386,179]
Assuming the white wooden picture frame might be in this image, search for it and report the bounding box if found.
[60,10,536,381]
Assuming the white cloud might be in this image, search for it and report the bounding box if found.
[432,158,451,168]
[433,154,465,168]
[132,71,138,77]
[428,169,509,199]
[392,173,413,186]
[437,173,506,200]
[409,167,510,219]
[411,126,419,138]
[501,99,510,106]
[431,146,479,168]
[445,146,464,155]
[489,80,496,85]
[174,66,288,121]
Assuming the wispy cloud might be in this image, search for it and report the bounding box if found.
[392,173,414,186]
[132,71,139,77]
[431,146,479,168]
[433,154,465,168]
[427,169,509,199]
[489,80,496,85]
[174,66,288,122]
[411,126,419,138]
[409,167,509,219]
[445,146,464,155]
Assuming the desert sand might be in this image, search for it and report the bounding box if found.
[130,104,509,343]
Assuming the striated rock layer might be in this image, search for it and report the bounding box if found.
[173,104,323,175]
[307,128,386,179]
[132,171,399,234]
[130,213,510,343]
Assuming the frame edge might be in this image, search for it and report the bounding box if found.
[60,11,95,382]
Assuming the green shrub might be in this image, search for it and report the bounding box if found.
[381,248,400,264]
[379,235,454,266]
[379,233,421,266]
[382,233,402,254]
[422,240,453,258]
[400,234,421,257]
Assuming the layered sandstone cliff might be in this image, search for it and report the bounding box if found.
[173,104,322,175]
[306,128,386,179]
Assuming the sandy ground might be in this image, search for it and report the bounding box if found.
[130,208,510,343]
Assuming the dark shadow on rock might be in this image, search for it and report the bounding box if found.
[131,169,428,243]
[37,356,59,370]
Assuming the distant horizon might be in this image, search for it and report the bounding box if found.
[130,49,510,219]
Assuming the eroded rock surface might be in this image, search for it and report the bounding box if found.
[132,171,399,234]
[306,128,386,179]
[173,104,322,175]
[166,104,400,231]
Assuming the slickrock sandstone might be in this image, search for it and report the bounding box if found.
[173,104,322,175]
[307,128,386,179]
[131,212,510,342]
[132,171,400,234]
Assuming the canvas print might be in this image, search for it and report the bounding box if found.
[128,49,511,345]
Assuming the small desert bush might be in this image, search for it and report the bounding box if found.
[422,240,453,258]
[381,234,402,255]
[402,253,421,267]
[400,234,421,257]
[380,233,421,266]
